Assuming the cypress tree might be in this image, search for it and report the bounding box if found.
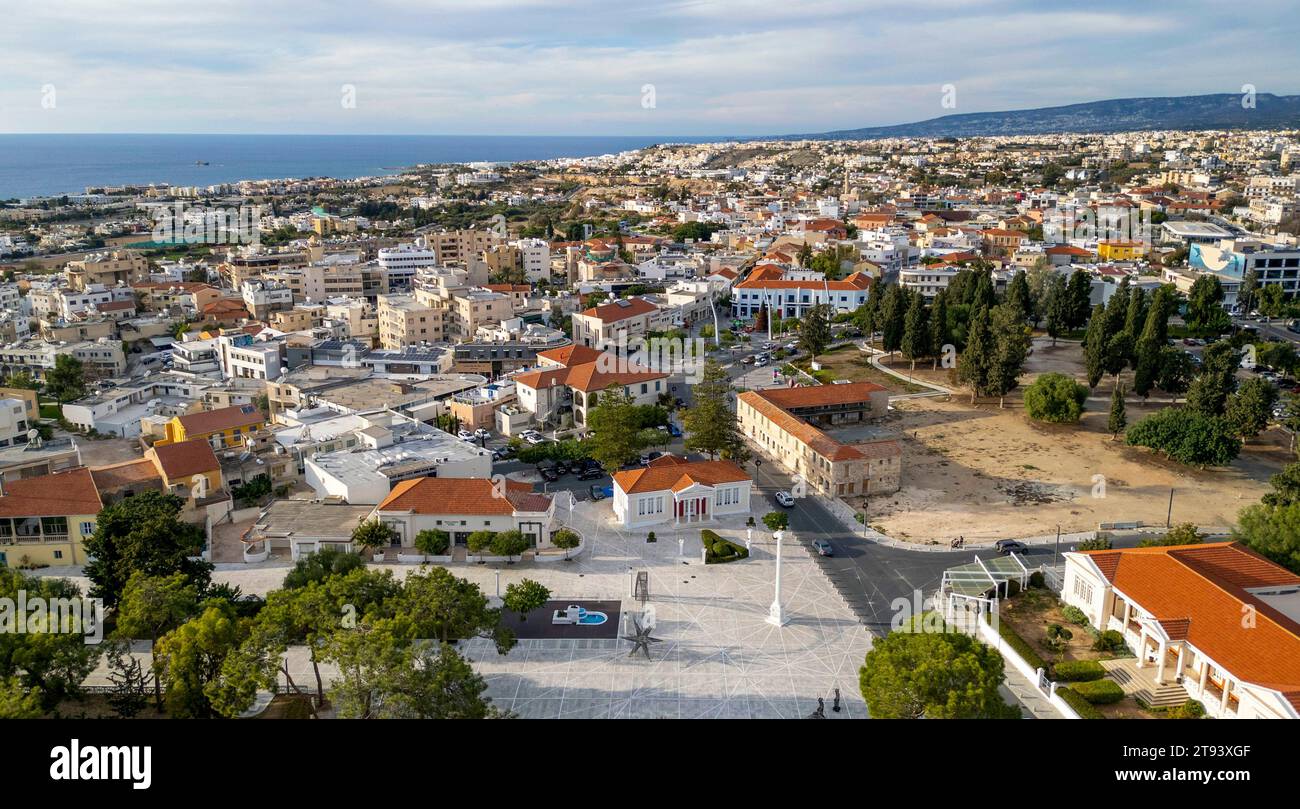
[1108,384,1127,439]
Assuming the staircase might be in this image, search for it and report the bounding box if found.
[1101,659,1189,707]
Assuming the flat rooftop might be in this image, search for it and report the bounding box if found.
[252,499,374,541]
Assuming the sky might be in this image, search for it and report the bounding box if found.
[1,0,1297,136]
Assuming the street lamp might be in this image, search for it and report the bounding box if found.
[766,529,789,627]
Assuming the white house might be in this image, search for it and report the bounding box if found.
[371,476,556,549]
[1062,542,1300,719]
[611,455,751,529]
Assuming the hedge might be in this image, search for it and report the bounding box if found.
[1073,679,1125,705]
[1061,604,1090,626]
[701,529,749,565]
[1053,660,1105,682]
[989,614,1047,671]
[1056,687,1105,719]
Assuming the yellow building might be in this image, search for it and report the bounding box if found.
[0,467,102,567]
[145,439,224,500]
[161,403,266,450]
[1097,240,1149,262]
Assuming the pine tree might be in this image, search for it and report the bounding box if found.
[1006,270,1031,322]
[901,291,929,371]
[1082,304,1107,388]
[957,305,994,403]
[1108,384,1127,439]
[683,360,750,461]
[928,290,950,370]
[801,303,832,362]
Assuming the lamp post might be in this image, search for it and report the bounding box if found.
[766,529,789,627]
[495,570,501,597]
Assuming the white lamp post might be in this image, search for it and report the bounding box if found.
[766,529,789,627]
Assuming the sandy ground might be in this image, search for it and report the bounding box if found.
[846,395,1285,544]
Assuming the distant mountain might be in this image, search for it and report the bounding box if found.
[797,93,1300,140]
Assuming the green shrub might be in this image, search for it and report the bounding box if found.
[701,529,749,564]
[1073,679,1125,705]
[1028,571,1045,589]
[1061,604,1090,626]
[1092,629,1126,653]
[413,529,451,556]
[1169,699,1206,719]
[1077,534,1113,551]
[991,615,1047,671]
[1056,687,1105,719]
[1024,372,1090,423]
[1053,660,1105,682]
[1126,407,1241,467]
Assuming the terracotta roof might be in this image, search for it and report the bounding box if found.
[0,467,102,517]
[1079,542,1300,696]
[579,296,658,322]
[735,270,872,292]
[738,390,863,461]
[515,349,667,394]
[755,381,885,410]
[152,439,220,479]
[613,456,750,495]
[176,404,264,436]
[376,476,552,516]
[536,344,604,367]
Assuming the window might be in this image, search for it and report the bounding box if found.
[1072,576,1094,604]
[54,550,63,559]
[80,522,94,536]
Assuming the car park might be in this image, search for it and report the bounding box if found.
[554,459,571,475]
[537,463,559,482]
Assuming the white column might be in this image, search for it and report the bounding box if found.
[1155,639,1167,684]
[1134,631,1146,668]
[767,529,789,626]
[1219,678,1231,714]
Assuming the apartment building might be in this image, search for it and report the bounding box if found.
[513,344,669,428]
[377,293,443,348]
[241,279,294,320]
[0,466,102,568]
[570,297,661,350]
[217,332,286,381]
[66,250,148,291]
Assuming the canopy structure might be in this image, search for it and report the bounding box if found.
[938,553,1032,619]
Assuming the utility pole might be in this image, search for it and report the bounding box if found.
[1166,488,1174,528]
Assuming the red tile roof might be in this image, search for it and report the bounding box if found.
[613,456,750,495]
[579,296,658,322]
[176,404,264,436]
[376,476,552,516]
[0,467,102,517]
[152,439,220,480]
[1079,542,1300,696]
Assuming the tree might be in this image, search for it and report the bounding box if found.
[957,305,994,402]
[397,566,515,653]
[0,676,43,719]
[1239,266,1258,315]
[1132,291,1173,399]
[1023,373,1089,424]
[552,528,581,560]
[114,572,200,710]
[2,371,39,391]
[351,518,394,556]
[103,639,152,718]
[1005,270,1031,322]
[683,360,749,462]
[1259,283,1286,323]
[1082,303,1107,388]
[1185,275,1231,336]
[1125,408,1241,467]
[1043,273,1069,346]
[1233,502,1300,573]
[503,579,551,620]
[859,614,1018,719]
[0,568,102,711]
[880,284,906,357]
[283,545,364,589]
[414,529,451,557]
[762,511,789,532]
[1257,341,1299,376]
[466,530,494,556]
[83,491,210,607]
[586,387,664,472]
[988,304,1030,407]
[1066,269,1093,329]
[44,354,86,403]
[489,529,529,560]
[1140,523,1204,547]
[1263,462,1300,507]
[1108,384,1127,439]
[927,290,950,369]
[1157,347,1196,402]
[1225,376,1277,439]
[900,292,929,371]
[1186,342,1240,417]
[801,303,832,362]
[152,602,248,718]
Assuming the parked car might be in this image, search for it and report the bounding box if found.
[667,422,682,438]
[811,539,833,556]
[640,451,663,466]
[578,465,604,480]
[755,356,770,367]
[994,539,1028,555]
[474,428,490,440]
[524,433,546,445]
[537,464,559,482]
[742,355,755,365]
[589,484,606,500]
[775,491,795,507]
[554,459,571,475]
[457,429,475,441]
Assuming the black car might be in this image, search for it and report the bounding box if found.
[578,464,604,480]
[994,539,1028,555]
[537,464,559,482]
[554,459,571,475]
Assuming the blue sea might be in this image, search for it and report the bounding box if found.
[0,134,722,199]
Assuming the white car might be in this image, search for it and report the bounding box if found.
[524,433,546,445]
[775,491,795,507]
[457,429,475,442]
[474,428,490,440]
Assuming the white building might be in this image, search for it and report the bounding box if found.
[611,455,751,529]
